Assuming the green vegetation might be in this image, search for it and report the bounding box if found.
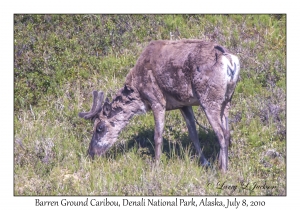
[14,14,286,195]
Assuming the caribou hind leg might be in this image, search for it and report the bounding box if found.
[202,106,229,172]
[221,101,231,146]
[180,106,209,166]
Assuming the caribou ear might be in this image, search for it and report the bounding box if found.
[103,98,111,117]
[123,84,134,95]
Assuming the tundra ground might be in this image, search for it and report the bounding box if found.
[14,14,286,195]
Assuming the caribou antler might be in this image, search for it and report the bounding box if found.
[79,91,104,120]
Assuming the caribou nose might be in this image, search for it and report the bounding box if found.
[87,147,95,159]
[88,140,98,158]
[88,141,108,158]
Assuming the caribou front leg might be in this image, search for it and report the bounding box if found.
[152,104,166,163]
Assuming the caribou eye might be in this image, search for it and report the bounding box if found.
[96,123,105,133]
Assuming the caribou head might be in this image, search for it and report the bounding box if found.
[79,91,112,157]
[79,86,147,158]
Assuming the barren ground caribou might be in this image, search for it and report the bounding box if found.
[79,39,240,172]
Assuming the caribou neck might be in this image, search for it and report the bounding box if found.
[106,87,147,136]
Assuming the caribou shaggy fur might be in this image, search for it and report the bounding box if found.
[79,39,240,172]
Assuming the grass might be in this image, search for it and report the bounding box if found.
[14,14,286,195]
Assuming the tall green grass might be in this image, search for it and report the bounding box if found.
[14,14,286,195]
